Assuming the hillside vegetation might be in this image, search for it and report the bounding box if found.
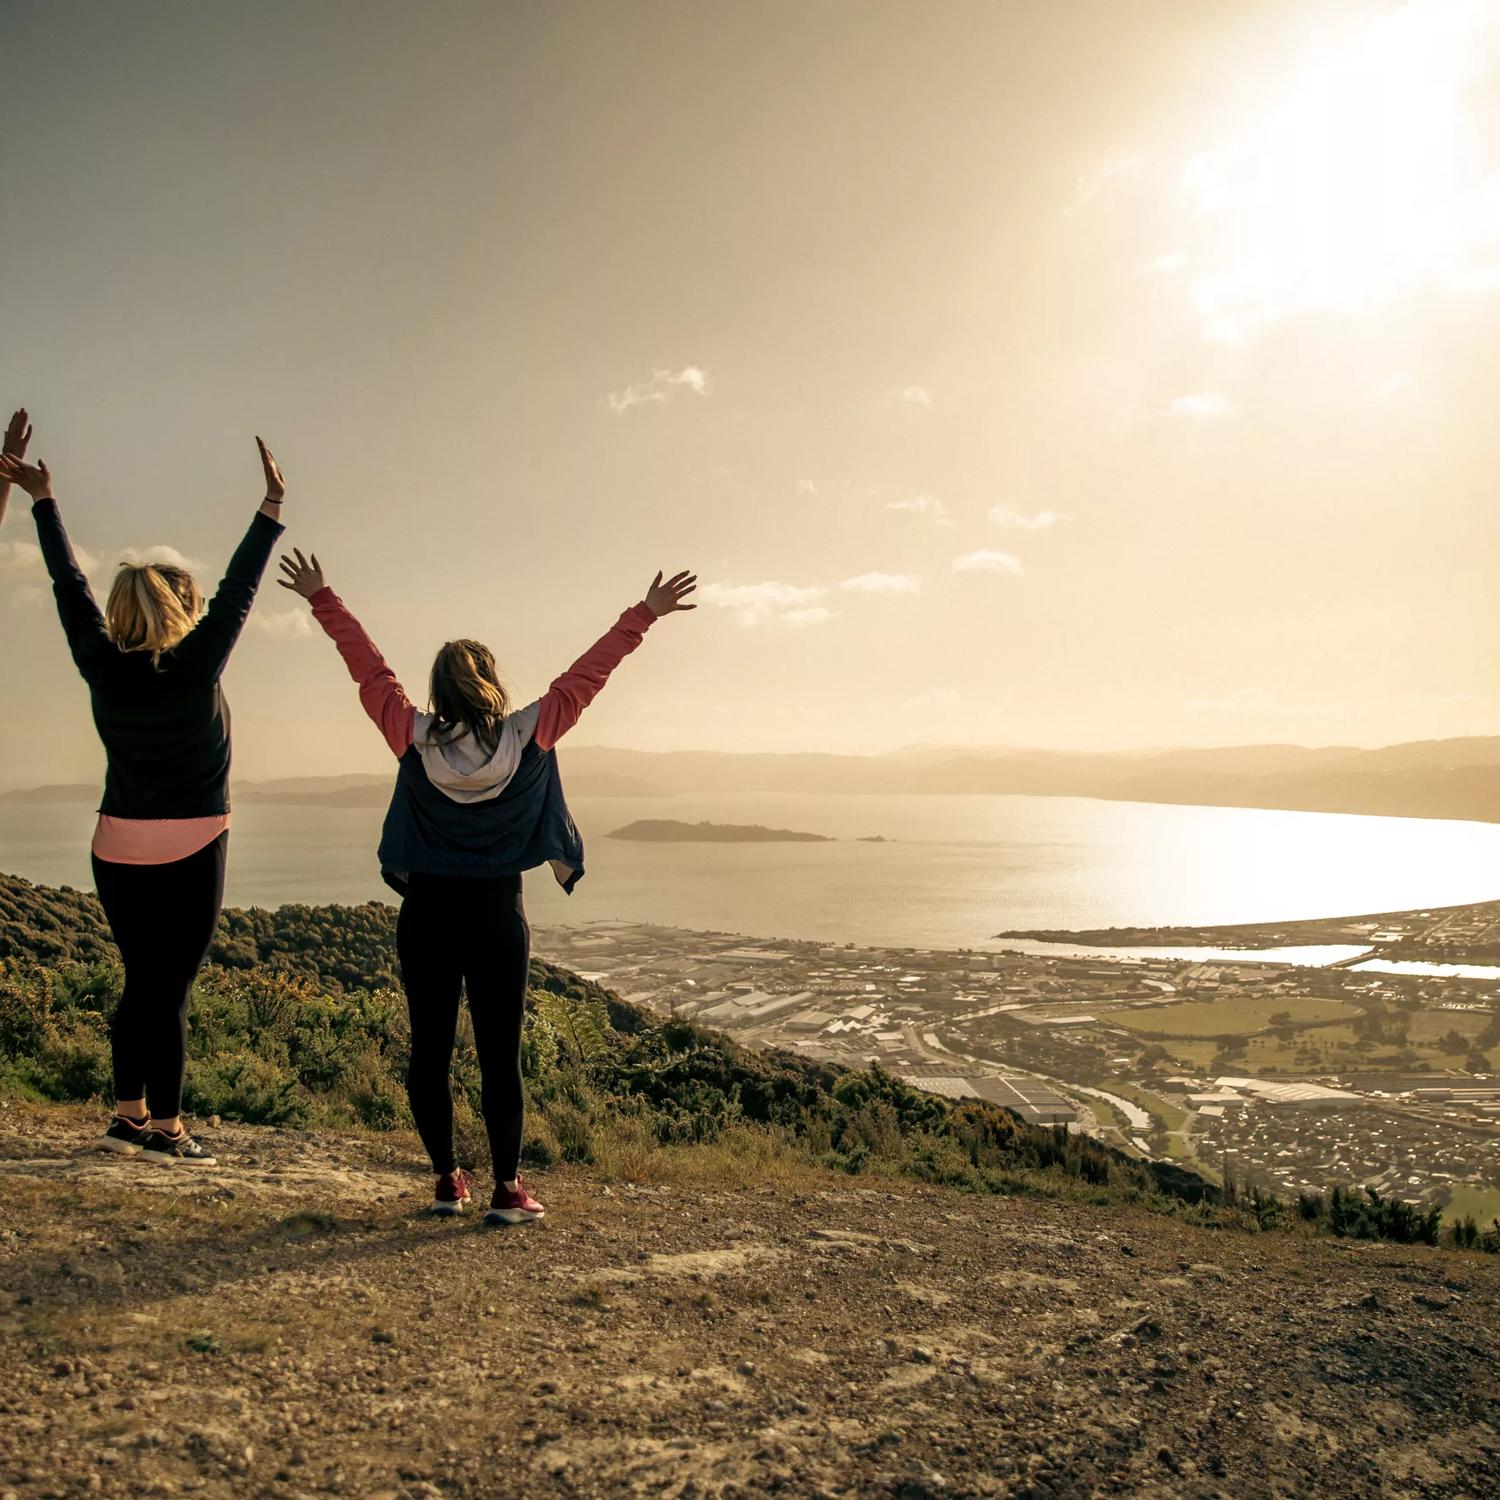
[1,871,1494,1254]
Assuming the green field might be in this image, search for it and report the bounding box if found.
[1443,1183,1500,1228]
[1112,995,1359,1038]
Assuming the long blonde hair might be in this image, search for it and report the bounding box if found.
[105,564,203,666]
[428,638,511,752]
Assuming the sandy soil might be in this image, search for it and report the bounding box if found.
[1,1100,1497,1499]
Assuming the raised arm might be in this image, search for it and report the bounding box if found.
[175,437,287,677]
[279,550,416,758]
[0,447,113,676]
[0,408,31,530]
[533,570,696,750]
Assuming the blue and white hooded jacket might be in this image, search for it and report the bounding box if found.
[307,588,657,893]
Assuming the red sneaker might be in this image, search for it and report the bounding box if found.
[485,1176,545,1226]
[432,1167,472,1215]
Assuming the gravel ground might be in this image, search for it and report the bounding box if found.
[1,1101,1497,1499]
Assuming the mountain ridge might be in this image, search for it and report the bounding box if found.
[7,735,1496,822]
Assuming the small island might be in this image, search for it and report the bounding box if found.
[607,819,834,843]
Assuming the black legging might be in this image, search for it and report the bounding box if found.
[91,833,228,1119]
[396,872,530,1179]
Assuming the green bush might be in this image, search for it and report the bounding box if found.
[5,873,1493,1252]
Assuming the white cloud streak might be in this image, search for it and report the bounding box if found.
[895,385,932,405]
[989,505,1060,531]
[886,493,953,526]
[249,608,313,640]
[698,580,835,628]
[116,544,203,571]
[0,541,45,582]
[839,571,921,594]
[606,366,710,414]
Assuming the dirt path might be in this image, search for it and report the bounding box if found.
[1,1102,1497,1498]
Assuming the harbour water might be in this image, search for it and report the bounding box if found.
[3,791,1498,951]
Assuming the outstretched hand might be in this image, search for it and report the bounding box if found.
[0,409,34,515]
[277,548,326,599]
[3,409,29,461]
[0,452,52,501]
[645,570,697,618]
[257,436,286,504]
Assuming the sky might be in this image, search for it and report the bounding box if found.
[2,0,1499,786]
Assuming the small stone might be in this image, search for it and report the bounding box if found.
[371,1329,396,1344]
[208,1116,221,1128]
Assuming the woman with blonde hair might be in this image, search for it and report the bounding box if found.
[0,414,288,1166]
[279,549,696,1224]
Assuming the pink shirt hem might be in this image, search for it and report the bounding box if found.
[91,814,230,866]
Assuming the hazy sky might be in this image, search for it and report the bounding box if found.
[3,0,1499,785]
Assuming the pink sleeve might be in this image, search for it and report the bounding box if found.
[534,602,657,751]
[309,587,416,758]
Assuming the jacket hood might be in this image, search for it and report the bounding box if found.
[411,702,542,805]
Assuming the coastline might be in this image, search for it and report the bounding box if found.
[995,897,1500,967]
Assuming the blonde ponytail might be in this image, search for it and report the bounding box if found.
[429,638,511,752]
[104,564,204,666]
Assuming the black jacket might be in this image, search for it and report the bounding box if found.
[33,498,284,819]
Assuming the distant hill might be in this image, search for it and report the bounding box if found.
[7,736,1498,822]
[0,784,99,804]
[608,819,834,843]
[558,737,1500,823]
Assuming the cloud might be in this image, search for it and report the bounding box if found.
[952,550,1023,576]
[606,366,710,414]
[839,571,921,595]
[1148,252,1187,274]
[989,505,1060,532]
[795,478,818,496]
[115,544,203,571]
[894,385,932,405]
[249,608,313,640]
[886,493,953,526]
[698,580,835,627]
[0,540,45,582]
[1167,391,1235,419]
[0,542,58,610]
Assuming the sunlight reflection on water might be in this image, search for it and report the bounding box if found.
[2,792,1497,951]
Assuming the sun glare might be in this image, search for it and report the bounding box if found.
[1180,0,1500,341]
